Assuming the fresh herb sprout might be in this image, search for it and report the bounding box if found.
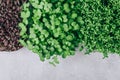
[19,0,120,64]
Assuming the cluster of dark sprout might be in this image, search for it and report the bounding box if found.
[0,0,27,51]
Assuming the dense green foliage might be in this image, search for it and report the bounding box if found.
[19,0,120,63]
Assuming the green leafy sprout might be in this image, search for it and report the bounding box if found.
[19,0,120,64]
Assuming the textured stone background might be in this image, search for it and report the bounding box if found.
[0,48,120,80]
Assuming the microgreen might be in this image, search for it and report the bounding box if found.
[19,0,120,63]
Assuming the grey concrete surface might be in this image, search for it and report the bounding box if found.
[0,48,120,80]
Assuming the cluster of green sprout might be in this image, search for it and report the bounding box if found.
[19,0,120,64]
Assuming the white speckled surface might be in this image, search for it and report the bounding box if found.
[0,48,120,80]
